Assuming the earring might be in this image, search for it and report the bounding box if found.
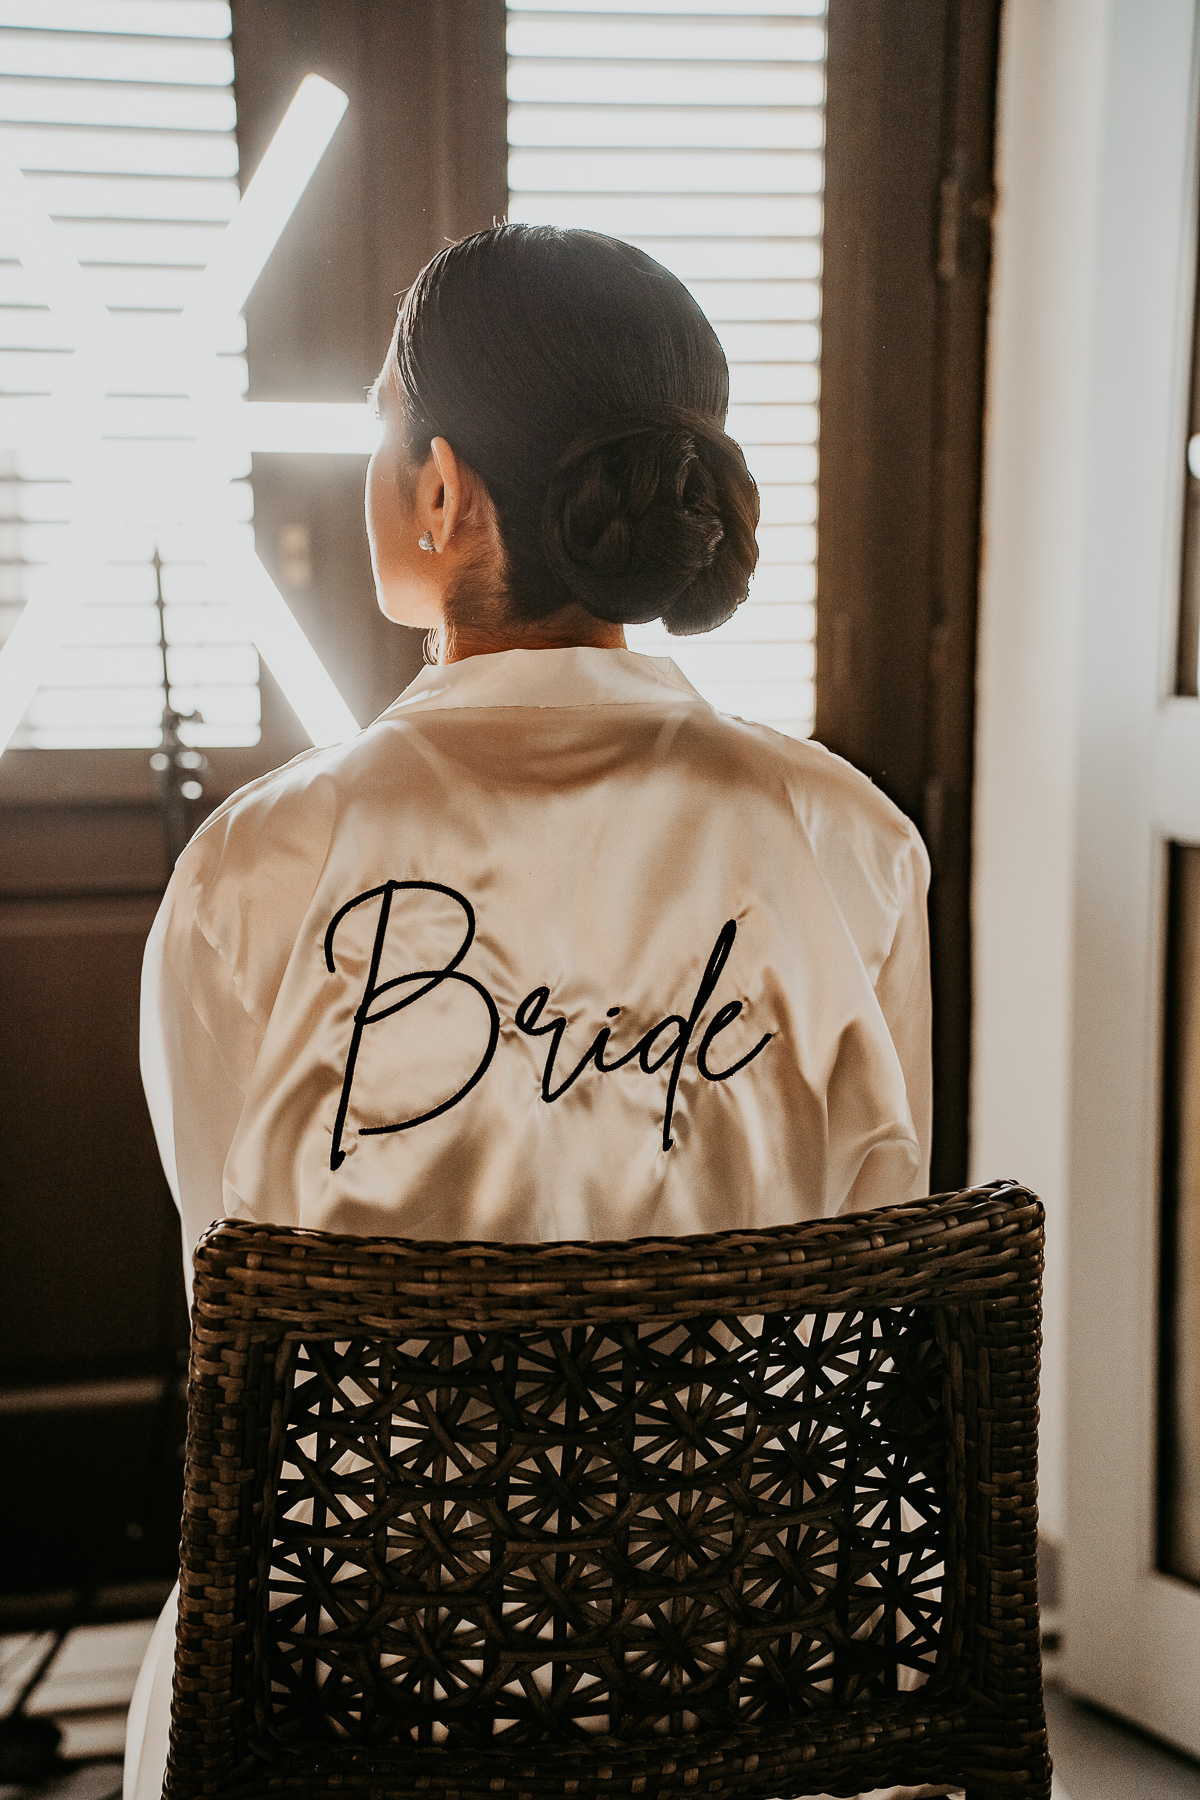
[418,530,436,553]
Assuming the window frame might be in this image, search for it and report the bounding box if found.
[816,0,1002,1188]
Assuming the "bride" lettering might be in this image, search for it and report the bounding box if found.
[324,881,771,1171]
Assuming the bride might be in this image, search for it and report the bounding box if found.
[126,223,933,1800]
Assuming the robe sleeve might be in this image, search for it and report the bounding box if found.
[140,870,262,1299]
[828,819,933,1218]
[873,820,933,1195]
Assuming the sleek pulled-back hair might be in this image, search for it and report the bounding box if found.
[391,225,759,636]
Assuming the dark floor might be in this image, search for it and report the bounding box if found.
[0,1769,120,1800]
[1046,1682,1200,1800]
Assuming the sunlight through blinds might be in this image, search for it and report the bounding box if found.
[507,0,824,738]
[0,0,259,749]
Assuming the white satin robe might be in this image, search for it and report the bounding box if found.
[127,645,943,1800]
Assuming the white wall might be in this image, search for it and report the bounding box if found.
[971,0,1112,1546]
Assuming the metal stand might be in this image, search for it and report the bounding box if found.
[150,547,206,867]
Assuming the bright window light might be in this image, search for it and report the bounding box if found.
[0,9,361,754]
[507,0,825,739]
[0,5,253,749]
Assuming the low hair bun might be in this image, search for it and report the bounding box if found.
[541,405,760,635]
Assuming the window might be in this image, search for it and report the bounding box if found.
[506,0,825,739]
[0,0,260,749]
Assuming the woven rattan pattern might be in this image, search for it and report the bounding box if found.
[166,1183,1050,1800]
[267,1308,945,1748]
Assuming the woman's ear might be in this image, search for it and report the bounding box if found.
[424,436,464,550]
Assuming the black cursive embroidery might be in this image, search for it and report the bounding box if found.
[513,919,771,1150]
[698,998,774,1082]
[325,884,771,1166]
[324,881,500,1171]
[512,993,644,1100]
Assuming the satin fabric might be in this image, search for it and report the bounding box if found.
[141,646,930,1284]
[129,646,935,1800]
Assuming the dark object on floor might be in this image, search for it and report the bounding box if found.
[0,1714,61,1786]
[163,1181,1050,1800]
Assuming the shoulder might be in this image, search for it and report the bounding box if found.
[695,709,928,911]
[185,741,338,859]
[177,719,407,889]
[164,731,388,987]
[171,706,464,927]
[158,728,408,1022]
[691,711,928,982]
[780,729,927,893]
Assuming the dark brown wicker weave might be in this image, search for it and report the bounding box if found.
[164,1181,1050,1800]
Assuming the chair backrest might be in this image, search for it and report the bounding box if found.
[164,1183,1050,1800]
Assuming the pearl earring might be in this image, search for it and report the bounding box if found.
[418,530,436,553]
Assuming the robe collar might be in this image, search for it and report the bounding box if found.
[380,646,704,717]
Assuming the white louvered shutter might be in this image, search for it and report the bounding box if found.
[507,0,825,738]
[0,0,259,749]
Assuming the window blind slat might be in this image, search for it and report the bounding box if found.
[507,62,823,107]
[0,2,231,37]
[507,104,823,150]
[507,19,825,62]
[18,172,240,222]
[515,0,824,14]
[509,147,822,194]
[0,78,235,131]
[511,193,821,237]
[0,37,234,85]
[0,125,240,178]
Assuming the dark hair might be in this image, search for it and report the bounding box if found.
[391,225,759,636]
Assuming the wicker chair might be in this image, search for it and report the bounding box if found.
[163,1181,1050,1800]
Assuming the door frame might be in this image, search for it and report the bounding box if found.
[1064,0,1200,1751]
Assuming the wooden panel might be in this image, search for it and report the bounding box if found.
[0,818,189,1610]
[0,805,169,897]
[817,0,1001,1188]
[0,893,187,1380]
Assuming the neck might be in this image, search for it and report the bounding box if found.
[440,606,626,664]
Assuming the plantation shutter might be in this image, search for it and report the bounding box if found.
[507,0,825,738]
[0,0,259,749]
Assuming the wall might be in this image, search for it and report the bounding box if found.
[971,0,1111,1545]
